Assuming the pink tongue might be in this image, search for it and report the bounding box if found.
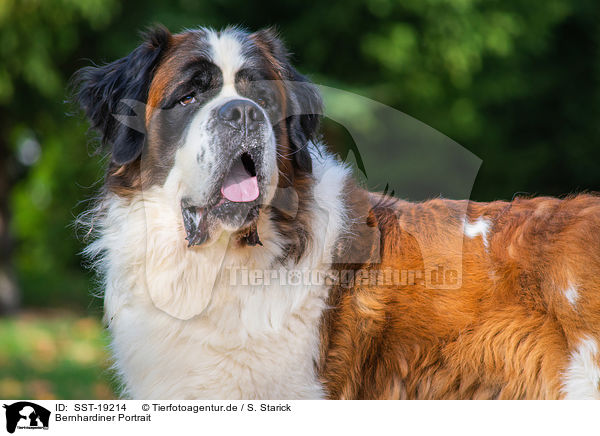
[220,161,259,202]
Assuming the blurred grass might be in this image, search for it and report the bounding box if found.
[0,311,116,399]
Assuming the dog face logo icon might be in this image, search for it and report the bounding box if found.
[2,402,50,433]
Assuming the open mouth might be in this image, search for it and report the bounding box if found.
[181,152,262,247]
[220,152,259,203]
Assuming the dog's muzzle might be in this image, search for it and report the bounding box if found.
[181,99,269,247]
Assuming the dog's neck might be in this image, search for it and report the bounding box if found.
[88,143,353,398]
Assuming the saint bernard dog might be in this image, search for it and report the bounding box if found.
[74,25,600,399]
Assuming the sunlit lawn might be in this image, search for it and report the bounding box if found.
[0,312,116,399]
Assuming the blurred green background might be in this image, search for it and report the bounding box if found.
[1,0,599,399]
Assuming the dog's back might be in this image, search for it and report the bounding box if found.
[319,194,600,399]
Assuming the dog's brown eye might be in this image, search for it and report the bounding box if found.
[179,94,196,106]
[256,97,267,108]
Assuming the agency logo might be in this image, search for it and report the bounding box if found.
[2,402,50,434]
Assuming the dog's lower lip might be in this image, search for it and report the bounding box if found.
[182,194,245,215]
[181,195,261,247]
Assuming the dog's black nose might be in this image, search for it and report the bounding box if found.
[217,99,265,132]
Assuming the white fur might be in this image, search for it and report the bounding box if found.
[88,144,351,399]
[207,29,245,88]
[463,217,491,248]
[564,283,579,307]
[562,336,600,399]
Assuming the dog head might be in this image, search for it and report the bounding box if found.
[75,25,322,247]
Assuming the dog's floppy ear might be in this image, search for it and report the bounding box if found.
[251,28,323,174]
[73,25,171,165]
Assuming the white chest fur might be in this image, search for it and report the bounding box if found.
[87,147,350,399]
[108,279,328,399]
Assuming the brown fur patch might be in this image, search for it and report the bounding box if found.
[318,190,600,399]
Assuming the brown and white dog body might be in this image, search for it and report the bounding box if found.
[75,26,600,399]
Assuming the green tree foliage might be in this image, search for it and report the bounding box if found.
[1,0,599,309]
[0,0,119,310]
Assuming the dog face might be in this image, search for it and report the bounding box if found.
[75,26,322,246]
